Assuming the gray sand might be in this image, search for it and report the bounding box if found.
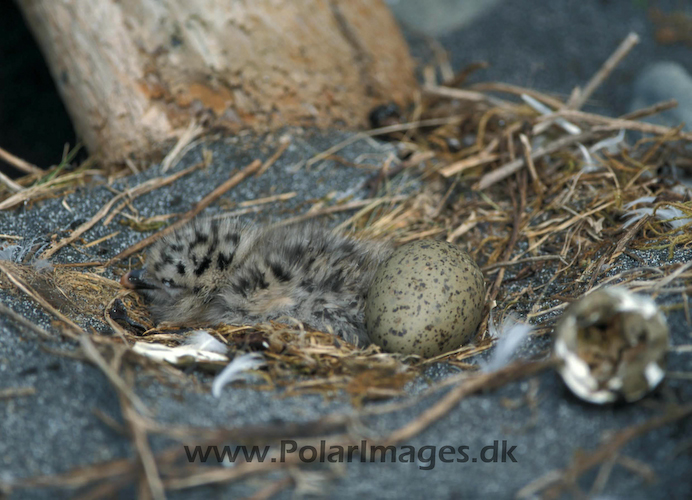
[2,1,692,498]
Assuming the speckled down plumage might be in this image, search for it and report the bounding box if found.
[121,217,393,346]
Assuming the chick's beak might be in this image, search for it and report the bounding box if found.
[120,269,156,290]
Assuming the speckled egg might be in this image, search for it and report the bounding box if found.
[365,240,485,357]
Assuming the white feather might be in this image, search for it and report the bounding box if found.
[623,205,692,229]
[482,311,533,373]
[184,330,227,354]
[521,94,582,135]
[521,93,554,115]
[212,352,266,398]
[0,243,53,272]
[32,259,53,273]
[624,196,656,209]
[590,129,625,154]
[0,245,20,261]
[578,143,600,172]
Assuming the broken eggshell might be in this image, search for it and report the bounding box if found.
[554,287,668,404]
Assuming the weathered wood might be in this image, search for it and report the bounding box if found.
[15,0,417,163]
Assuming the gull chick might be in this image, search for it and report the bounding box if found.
[120,218,393,346]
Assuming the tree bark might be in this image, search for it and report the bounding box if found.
[15,0,417,164]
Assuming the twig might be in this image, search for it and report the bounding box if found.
[103,161,203,226]
[161,120,204,173]
[0,261,80,339]
[447,211,478,242]
[386,360,548,444]
[515,470,565,499]
[0,386,36,400]
[245,477,294,500]
[523,200,615,237]
[469,82,566,110]
[536,404,692,498]
[615,456,656,484]
[274,196,407,228]
[519,133,545,193]
[621,99,678,121]
[524,94,582,135]
[239,192,296,207]
[537,109,692,141]
[108,159,262,264]
[40,192,129,259]
[15,359,549,495]
[16,418,350,491]
[589,453,619,497]
[608,215,650,265]
[103,294,133,343]
[363,153,398,196]
[41,162,203,258]
[0,145,43,175]
[18,457,137,489]
[53,261,107,268]
[0,302,57,341]
[481,255,565,271]
[82,231,120,248]
[567,32,640,110]
[0,170,99,211]
[473,130,600,190]
[439,153,500,178]
[397,228,446,244]
[0,170,24,192]
[91,408,129,436]
[333,196,403,233]
[586,252,609,292]
[164,361,550,491]
[432,179,458,218]
[305,116,464,169]
[255,136,291,177]
[165,458,293,491]
[78,334,150,416]
[422,85,514,108]
[120,393,166,500]
[487,177,525,304]
[652,260,692,292]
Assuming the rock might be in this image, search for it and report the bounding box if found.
[386,0,502,36]
[630,61,692,131]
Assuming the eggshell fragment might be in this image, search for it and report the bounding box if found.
[365,240,485,357]
[554,287,669,404]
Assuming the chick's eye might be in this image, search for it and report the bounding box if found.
[162,279,175,288]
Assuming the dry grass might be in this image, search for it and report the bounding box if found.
[1,31,692,498]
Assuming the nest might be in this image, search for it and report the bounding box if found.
[1,31,692,499]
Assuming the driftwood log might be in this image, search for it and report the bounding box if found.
[15,0,417,163]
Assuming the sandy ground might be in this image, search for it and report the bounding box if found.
[1,1,692,498]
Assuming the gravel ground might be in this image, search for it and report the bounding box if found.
[2,1,692,499]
